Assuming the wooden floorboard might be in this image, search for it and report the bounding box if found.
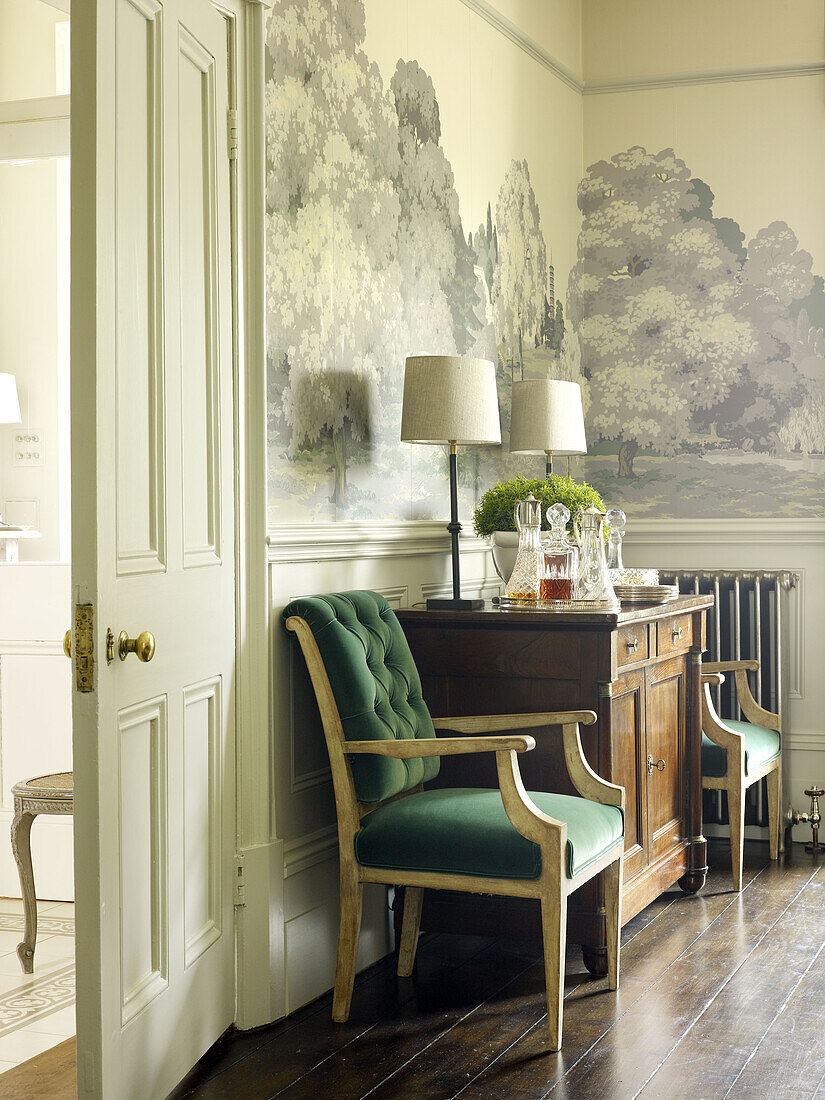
[0,1037,76,1100]
[174,842,825,1100]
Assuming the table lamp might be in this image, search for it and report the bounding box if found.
[401,355,501,610]
[509,378,586,476]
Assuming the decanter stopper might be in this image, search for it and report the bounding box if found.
[546,502,571,546]
[605,508,626,572]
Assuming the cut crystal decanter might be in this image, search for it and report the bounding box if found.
[505,493,543,601]
[540,503,578,602]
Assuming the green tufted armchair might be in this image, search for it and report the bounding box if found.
[282,590,626,1051]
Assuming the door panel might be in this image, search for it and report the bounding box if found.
[115,0,165,576]
[611,670,648,882]
[118,696,168,1024]
[179,25,221,567]
[72,0,235,1093]
[646,656,687,862]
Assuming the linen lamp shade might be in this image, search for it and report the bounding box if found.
[509,379,586,457]
[0,374,21,425]
[401,356,501,446]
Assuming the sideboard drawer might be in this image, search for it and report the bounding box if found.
[618,623,648,667]
[657,614,692,656]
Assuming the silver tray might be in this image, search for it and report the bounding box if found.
[494,596,620,612]
[613,584,679,604]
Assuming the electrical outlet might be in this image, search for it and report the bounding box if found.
[13,430,44,467]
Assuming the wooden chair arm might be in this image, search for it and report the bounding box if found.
[341,735,536,758]
[701,672,725,687]
[733,669,781,732]
[702,660,759,673]
[495,750,566,844]
[562,723,625,810]
[431,710,597,734]
[701,681,746,757]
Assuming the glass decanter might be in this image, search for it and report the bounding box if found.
[605,508,626,572]
[505,493,542,601]
[540,503,578,602]
[574,506,619,606]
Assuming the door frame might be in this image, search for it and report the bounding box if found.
[216,0,285,1030]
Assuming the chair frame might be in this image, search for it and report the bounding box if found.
[285,613,625,1051]
[701,660,782,891]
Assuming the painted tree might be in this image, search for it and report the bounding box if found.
[567,146,756,476]
[552,300,564,354]
[492,159,547,379]
[711,222,816,449]
[777,310,825,453]
[265,0,403,506]
[391,59,479,356]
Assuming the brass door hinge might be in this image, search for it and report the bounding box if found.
[74,604,95,692]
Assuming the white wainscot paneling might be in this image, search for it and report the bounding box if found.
[268,521,501,1013]
[624,518,825,842]
[0,564,73,901]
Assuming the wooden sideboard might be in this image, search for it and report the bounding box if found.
[397,594,713,975]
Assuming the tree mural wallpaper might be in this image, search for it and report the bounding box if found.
[265,0,825,523]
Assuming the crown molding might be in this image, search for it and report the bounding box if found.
[583,59,825,96]
[455,1,824,97]
[456,0,583,92]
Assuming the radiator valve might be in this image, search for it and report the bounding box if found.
[786,787,825,854]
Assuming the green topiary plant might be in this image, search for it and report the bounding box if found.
[472,474,606,537]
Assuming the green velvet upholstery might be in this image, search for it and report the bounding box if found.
[282,591,439,803]
[702,719,781,779]
[354,788,624,880]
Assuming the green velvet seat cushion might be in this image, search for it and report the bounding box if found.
[281,591,439,804]
[354,788,624,881]
[702,719,781,779]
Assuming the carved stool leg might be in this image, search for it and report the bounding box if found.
[11,803,37,973]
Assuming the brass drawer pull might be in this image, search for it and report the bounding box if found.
[625,638,639,654]
[647,753,666,774]
[671,625,683,641]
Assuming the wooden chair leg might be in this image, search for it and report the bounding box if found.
[729,781,746,892]
[604,855,623,992]
[397,887,423,978]
[10,807,36,974]
[332,871,363,1023]
[766,764,780,861]
[540,891,567,1051]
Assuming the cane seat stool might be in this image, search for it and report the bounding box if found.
[282,590,626,1051]
[701,661,781,891]
[10,772,74,973]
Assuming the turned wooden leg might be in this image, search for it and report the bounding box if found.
[397,886,423,978]
[332,870,362,1023]
[766,765,780,862]
[604,856,623,992]
[729,782,746,893]
[10,805,37,974]
[540,891,566,1052]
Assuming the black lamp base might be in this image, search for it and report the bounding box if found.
[426,596,484,611]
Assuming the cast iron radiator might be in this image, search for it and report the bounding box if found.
[659,569,798,827]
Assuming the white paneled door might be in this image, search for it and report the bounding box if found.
[71,0,236,1094]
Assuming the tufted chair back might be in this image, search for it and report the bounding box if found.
[281,591,439,804]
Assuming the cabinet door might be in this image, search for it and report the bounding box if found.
[645,656,688,863]
[610,670,648,882]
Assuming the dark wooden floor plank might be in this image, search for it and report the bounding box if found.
[172,933,492,1098]
[637,867,825,1098]
[176,844,825,1100]
[451,859,766,1099]
[540,856,821,1098]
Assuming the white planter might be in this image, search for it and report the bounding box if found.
[490,532,519,584]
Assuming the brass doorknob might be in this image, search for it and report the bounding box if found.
[63,630,71,659]
[118,630,155,663]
